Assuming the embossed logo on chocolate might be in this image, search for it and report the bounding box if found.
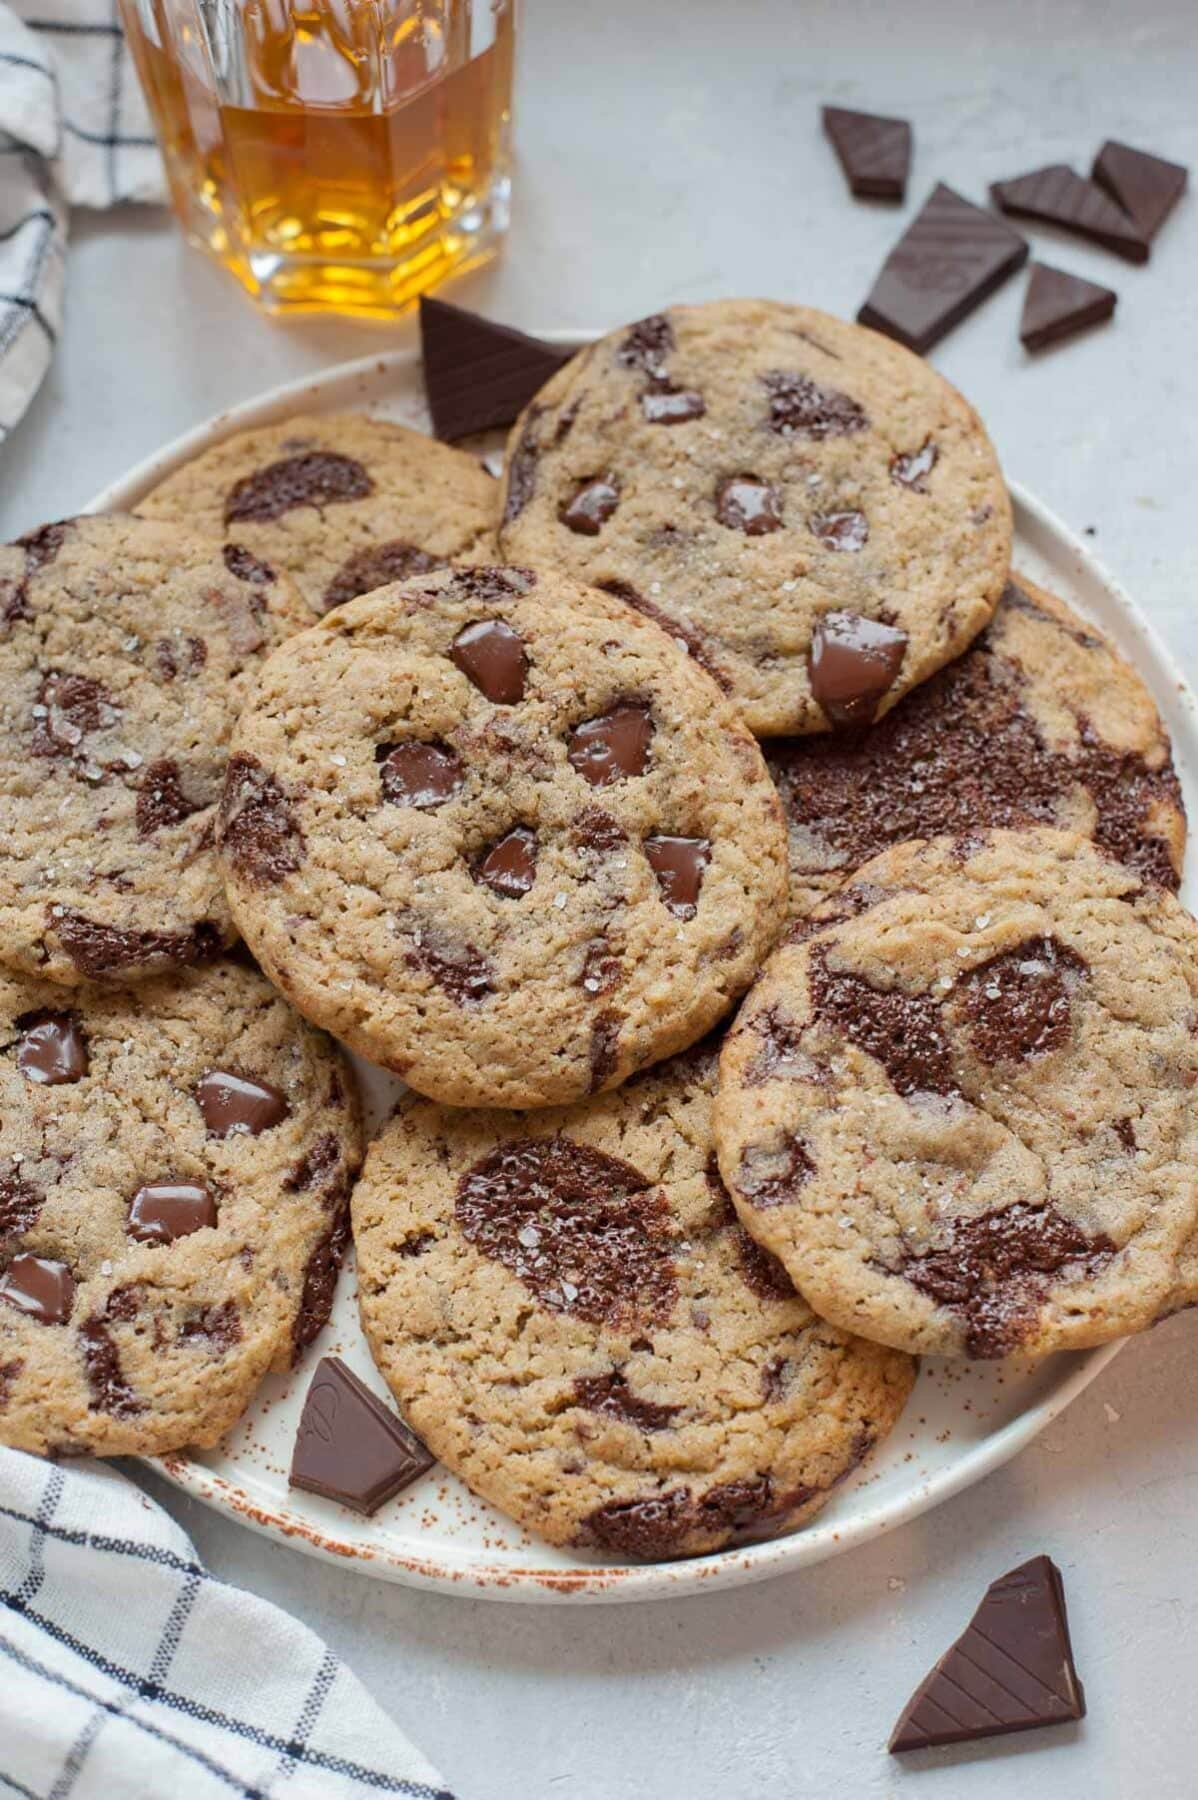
[810,944,958,1096]
[15,1010,88,1085]
[0,1255,75,1325]
[643,834,710,917]
[224,451,374,525]
[223,542,276,585]
[716,477,783,535]
[376,741,464,808]
[560,478,620,536]
[136,759,205,838]
[616,313,675,378]
[128,1180,217,1245]
[322,540,444,612]
[810,509,869,552]
[762,371,869,438]
[456,1137,678,1327]
[30,671,119,763]
[808,610,908,728]
[218,753,305,887]
[641,388,706,425]
[957,937,1087,1063]
[573,1369,682,1431]
[567,703,654,787]
[195,1068,290,1137]
[890,441,938,491]
[474,825,537,898]
[735,1135,815,1208]
[449,618,528,704]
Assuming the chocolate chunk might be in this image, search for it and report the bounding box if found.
[80,1317,141,1417]
[224,452,374,525]
[568,703,654,787]
[588,1011,622,1091]
[222,543,276,585]
[858,183,1029,353]
[376,741,464,808]
[419,297,579,440]
[641,388,706,425]
[474,825,537,898]
[715,477,783,535]
[890,1555,1085,1752]
[583,1475,786,1558]
[322,540,444,612]
[735,1228,797,1302]
[450,617,528,703]
[810,509,868,552]
[456,1137,677,1328]
[219,754,305,887]
[890,441,938,491]
[617,314,675,378]
[502,405,543,524]
[957,938,1086,1063]
[643,834,710,917]
[136,759,204,837]
[1092,140,1187,242]
[195,1068,290,1137]
[452,566,535,605]
[811,944,957,1096]
[31,671,118,760]
[284,1132,344,1197]
[0,1255,74,1325]
[573,1370,681,1432]
[1020,263,1117,351]
[573,807,628,854]
[596,580,733,695]
[3,521,71,623]
[762,371,868,439]
[0,1169,44,1238]
[15,1010,88,1085]
[580,938,623,997]
[809,610,907,728]
[905,1202,1114,1357]
[992,164,1148,262]
[560,478,620,535]
[155,636,207,681]
[127,1180,217,1245]
[290,1355,434,1514]
[292,1214,351,1358]
[178,1301,242,1352]
[404,928,495,1004]
[736,1135,815,1209]
[822,105,912,201]
[50,911,224,979]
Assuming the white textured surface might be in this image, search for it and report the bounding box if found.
[2,0,1197,1792]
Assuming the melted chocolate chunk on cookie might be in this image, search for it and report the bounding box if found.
[705,1154,797,1299]
[3,520,71,623]
[810,944,957,1096]
[154,636,207,682]
[30,671,119,761]
[579,937,623,997]
[450,618,528,704]
[574,807,628,854]
[0,1169,44,1238]
[503,404,543,523]
[716,476,783,535]
[588,1011,622,1090]
[222,543,276,585]
[574,1370,682,1432]
[736,1135,815,1209]
[641,388,706,425]
[763,371,868,439]
[457,1137,678,1328]
[404,927,495,1005]
[50,911,224,979]
[293,1213,351,1358]
[219,753,305,887]
[15,1010,88,1085]
[1074,724,1184,889]
[809,611,907,728]
[224,451,374,525]
[560,478,620,536]
[322,540,444,612]
[810,509,868,552]
[596,580,734,695]
[617,313,675,378]
[890,442,938,492]
[285,1133,345,1197]
[643,834,710,917]
[80,1316,142,1417]
[178,1301,242,1352]
[195,1068,290,1137]
[958,937,1088,1064]
[568,703,654,787]
[127,1180,217,1245]
[376,740,464,808]
[741,1003,825,1087]
[474,825,538,898]
[0,1255,74,1325]
[903,1201,1115,1357]
[582,1474,787,1557]
[136,759,205,838]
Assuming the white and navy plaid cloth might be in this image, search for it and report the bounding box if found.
[0,1447,456,1799]
[0,0,165,444]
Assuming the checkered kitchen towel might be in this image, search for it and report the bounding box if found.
[0,0,165,443]
[0,1447,456,1799]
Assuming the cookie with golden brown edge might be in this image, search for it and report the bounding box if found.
[0,958,361,1457]
[139,412,497,615]
[220,565,789,1109]
[496,300,1010,736]
[714,829,1198,1359]
[353,1034,914,1558]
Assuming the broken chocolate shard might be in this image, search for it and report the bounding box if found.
[1092,140,1187,242]
[858,184,1028,354]
[1020,263,1117,352]
[420,297,580,441]
[890,1554,1085,1753]
[289,1355,435,1517]
[822,105,911,201]
[991,164,1148,263]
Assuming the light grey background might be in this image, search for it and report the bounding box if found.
[2,1,1197,1795]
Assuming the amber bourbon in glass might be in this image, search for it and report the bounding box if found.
[120,0,515,315]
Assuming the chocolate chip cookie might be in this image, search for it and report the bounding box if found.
[221,564,789,1109]
[139,412,496,615]
[714,829,1198,1358]
[0,515,313,987]
[0,957,362,1456]
[766,575,1186,917]
[496,301,1010,736]
[353,1034,914,1558]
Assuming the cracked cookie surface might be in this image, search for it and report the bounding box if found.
[0,514,313,986]
[496,300,1010,736]
[220,565,789,1108]
[352,1035,914,1558]
[140,412,497,615]
[714,829,1198,1358]
[0,957,362,1456]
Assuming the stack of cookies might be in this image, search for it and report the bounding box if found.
[2,299,1192,1563]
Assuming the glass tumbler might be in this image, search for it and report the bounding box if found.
[119,0,515,317]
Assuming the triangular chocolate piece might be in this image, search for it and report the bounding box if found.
[1092,140,1187,242]
[858,184,1028,354]
[990,164,1148,263]
[822,106,911,200]
[420,297,580,441]
[289,1356,434,1516]
[1020,263,1116,351]
[890,1555,1086,1754]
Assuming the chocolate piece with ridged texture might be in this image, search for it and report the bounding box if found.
[991,164,1148,263]
[1020,264,1117,352]
[822,106,911,200]
[420,297,581,441]
[289,1356,434,1516]
[858,185,1028,354]
[1092,140,1187,242]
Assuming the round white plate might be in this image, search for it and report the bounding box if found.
[85,333,1198,1604]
